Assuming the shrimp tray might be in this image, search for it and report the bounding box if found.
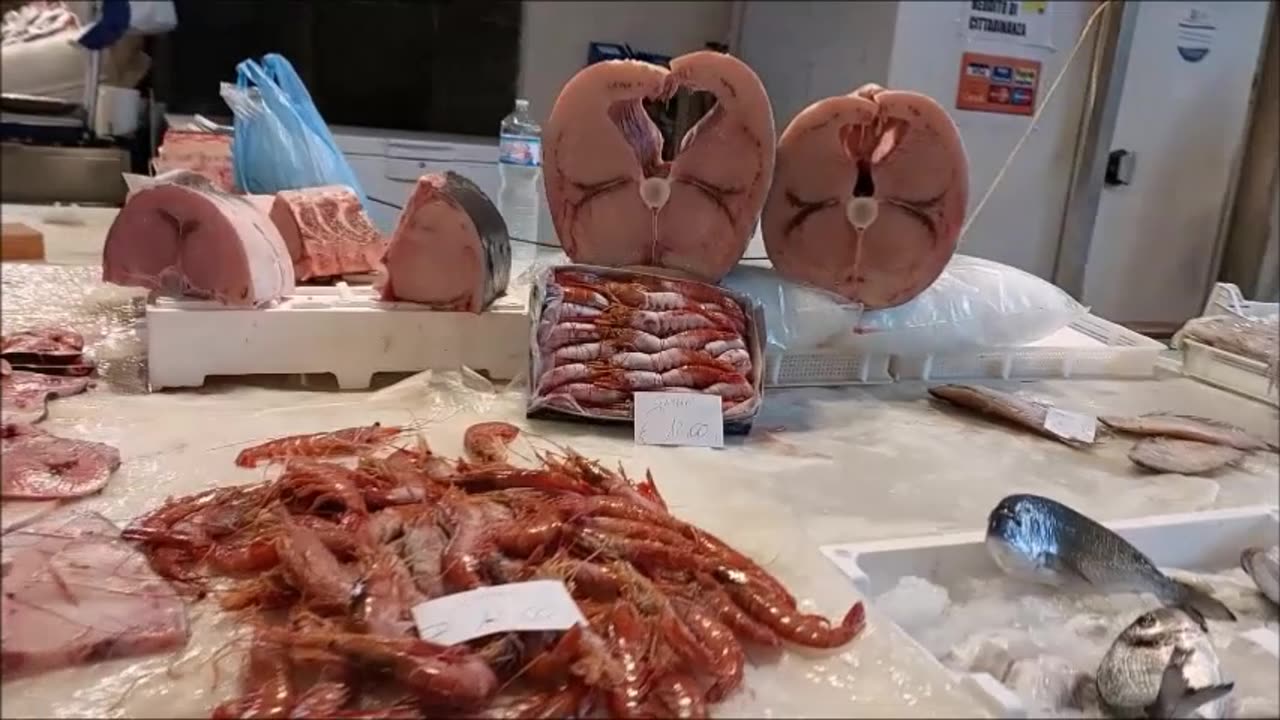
[821,505,1280,718]
[526,265,767,434]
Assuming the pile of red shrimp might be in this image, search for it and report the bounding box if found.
[125,420,865,718]
[532,267,760,422]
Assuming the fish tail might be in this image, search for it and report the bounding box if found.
[1170,579,1237,623]
[1145,646,1234,719]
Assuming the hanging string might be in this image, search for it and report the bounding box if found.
[958,0,1113,243]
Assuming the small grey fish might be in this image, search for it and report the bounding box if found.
[928,384,1093,447]
[986,494,1236,622]
[1096,609,1233,719]
[1174,314,1278,366]
[1099,413,1276,452]
[1127,438,1246,475]
[1240,545,1279,605]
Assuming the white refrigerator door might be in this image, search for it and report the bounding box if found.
[1080,1,1270,328]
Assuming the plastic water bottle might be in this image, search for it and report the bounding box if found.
[497,99,542,247]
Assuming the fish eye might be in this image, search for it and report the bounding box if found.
[1135,613,1156,629]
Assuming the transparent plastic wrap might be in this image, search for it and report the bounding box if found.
[720,265,864,354]
[526,264,766,433]
[841,255,1088,355]
[1173,314,1279,370]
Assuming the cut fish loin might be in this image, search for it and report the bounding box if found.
[763,84,968,309]
[544,51,775,283]
[102,172,295,306]
[1,423,121,499]
[1,512,190,680]
[1,326,83,358]
[269,185,387,281]
[380,172,511,312]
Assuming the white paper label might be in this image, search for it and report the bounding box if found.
[633,392,725,448]
[411,580,584,645]
[1043,407,1097,443]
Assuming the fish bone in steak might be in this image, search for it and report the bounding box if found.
[543,50,775,283]
[270,185,387,281]
[102,173,295,306]
[380,172,511,312]
[1,422,121,500]
[1,512,189,680]
[763,84,969,309]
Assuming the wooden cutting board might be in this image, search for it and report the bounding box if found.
[1,223,45,261]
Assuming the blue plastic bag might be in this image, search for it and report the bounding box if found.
[221,54,368,207]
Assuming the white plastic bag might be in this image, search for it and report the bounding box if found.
[839,255,1087,355]
[719,265,863,354]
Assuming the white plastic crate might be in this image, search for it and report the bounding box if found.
[764,349,893,387]
[1178,282,1278,407]
[821,505,1280,718]
[146,284,530,390]
[890,313,1165,382]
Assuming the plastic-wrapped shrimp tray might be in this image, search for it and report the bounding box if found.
[820,505,1280,718]
[525,264,767,434]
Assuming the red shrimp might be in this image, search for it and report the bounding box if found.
[523,623,624,688]
[399,518,449,599]
[207,537,280,574]
[235,423,401,468]
[583,516,694,550]
[608,561,714,671]
[671,597,744,701]
[660,365,745,389]
[454,466,596,494]
[552,494,686,532]
[635,469,669,512]
[558,283,611,309]
[555,302,605,322]
[703,380,754,401]
[660,329,742,351]
[354,546,423,637]
[267,629,499,708]
[600,601,657,718]
[535,362,601,393]
[602,307,718,336]
[717,570,866,648]
[651,671,709,719]
[274,509,357,612]
[438,494,490,592]
[211,633,294,719]
[685,573,781,647]
[276,460,369,517]
[547,382,630,407]
[555,453,665,514]
[535,556,624,601]
[462,421,520,464]
[542,322,606,351]
[715,348,753,375]
[492,513,565,557]
[549,341,610,367]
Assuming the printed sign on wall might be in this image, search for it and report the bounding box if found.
[955,52,1041,116]
[963,0,1055,50]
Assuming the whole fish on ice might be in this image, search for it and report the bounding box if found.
[985,494,1236,622]
[1127,437,1245,475]
[1240,545,1279,605]
[1095,608,1233,719]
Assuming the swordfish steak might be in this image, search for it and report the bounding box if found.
[102,171,295,306]
[1,512,189,680]
[543,50,775,283]
[380,172,511,312]
[269,185,386,281]
[763,84,969,309]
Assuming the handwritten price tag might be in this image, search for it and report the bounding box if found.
[1043,408,1097,443]
[633,392,724,448]
[411,580,584,646]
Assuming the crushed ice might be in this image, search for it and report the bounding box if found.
[876,570,1280,718]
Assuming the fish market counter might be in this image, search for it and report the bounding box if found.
[1,259,1278,717]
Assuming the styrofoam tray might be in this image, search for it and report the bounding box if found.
[146,284,530,390]
[821,505,1280,718]
[1177,283,1278,407]
[890,313,1164,382]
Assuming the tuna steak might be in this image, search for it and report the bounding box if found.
[763,84,969,309]
[269,185,387,281]
[543,51,775,283]
[102,172,295,306]
[380,172,511,312]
